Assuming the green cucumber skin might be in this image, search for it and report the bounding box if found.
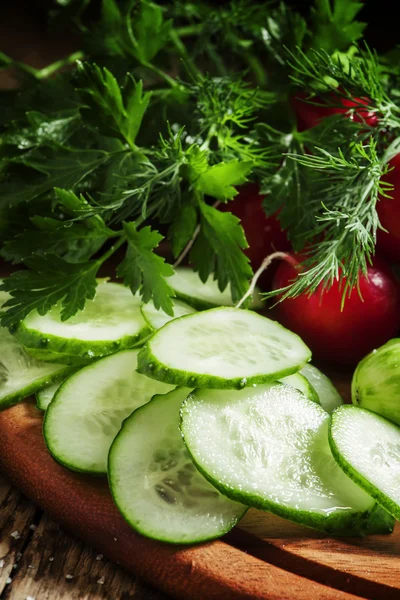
[329,405,400,523]
[0,365,75,411]
[23,346,92,366]
[15,321,152,363]
[138,342,308,390]
[108,398,247,545]
[173,289,262,312]
[180,397,394,537]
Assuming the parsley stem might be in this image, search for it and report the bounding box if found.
[236,252,289,309]
[142,61,180,89]
[174,25,203,37]
[96,235,126,267]
[36,51,84,79]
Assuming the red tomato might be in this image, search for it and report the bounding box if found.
[291,93,378,131]
[377,154,400,262]
[272,254,400,366]
[222,184,291,288]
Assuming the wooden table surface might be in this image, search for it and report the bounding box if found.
[0,473,171,600]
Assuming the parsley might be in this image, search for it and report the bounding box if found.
[0,0,398,325]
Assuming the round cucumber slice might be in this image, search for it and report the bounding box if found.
[109,388,246,544]
[330,405,400,521]
[301,364,343,413]
[351,340,400,426]
[181,384,393,535]
[44,349,174,474]
[15,282,151,363]
[36,380,63,411]
[141,298,196,331]
[168,268,263,310]
[280,373,319,403]
[0,327,73,410]
[138,307,311,390]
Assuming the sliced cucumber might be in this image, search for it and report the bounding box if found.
[181,384,393,535]
[141,298,196,331]
[0,327,73,410]
[43,349,174,474]
[168,268,263,310]
[330,405,400,521]
[351,340,400,426]
[23,346,91,366]
[36,381,63,411]
[15,281,151,363]
[138,307,311,389]
[301,364,343,413]
[109,388,246,544]
[280,373,319,403]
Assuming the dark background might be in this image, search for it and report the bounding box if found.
[2,0,400,54]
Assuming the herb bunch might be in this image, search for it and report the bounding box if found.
[1,0,399,326]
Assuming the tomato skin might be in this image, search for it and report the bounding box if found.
[222,184,291,288]
[377,154,400,262]
[291,93,378,131]
[272,254,400,366]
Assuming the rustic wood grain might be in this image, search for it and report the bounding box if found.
[0,401,362,600]
[0,477,40,594]
[1,509,170,600]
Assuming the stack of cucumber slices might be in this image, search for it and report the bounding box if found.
[2,270,400,544]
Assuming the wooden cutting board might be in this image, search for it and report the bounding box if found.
[0,385,399,600]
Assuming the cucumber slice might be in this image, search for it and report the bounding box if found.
[351,340,400,426]
[301,364,343,413]
[181,384,393,535]
[280,373,319,403]
[15,281,151,363]
[0,327,73,410]
[169,268,263,310]
[109,388,246,544]
[138,307,311,389]
[23,346,91,366]
[43,349,174,474]
[330,405,400,521]
[36,381,63,411]
[141,298,196,331]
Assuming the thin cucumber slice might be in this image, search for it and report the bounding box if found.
[181,384,393,535]
[351,340,400,426]
[168,268,263,310]
[109,388,246,544]
[36,380,63,411]
[141,298,196,331]
[23,346,91,366]
[0,327,73,410]
[330,405,400,521]
[301,364,343,413]
[138,307,311,390]
[44,349,174,474]
[15,281,151,363]
[280,373,319,403]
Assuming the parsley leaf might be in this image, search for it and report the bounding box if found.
[195,160,253,201]
[117,222,175,314]
[75,62,150,148]
[0,255,99,328]
[190,203,252,303]
[168,203,198,258]
[310,0,366,53]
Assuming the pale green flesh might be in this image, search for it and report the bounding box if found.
[141,298,196,331]
[44,349,174,474]
[330,406,400,519]
[352,341,400,426]
[143,308,311,384]
[301,364,343,413]
[22,281,148,343]
[168,268,263,309]
[0,327,68,406]
[181,384,375,526]
[36,381,63,411]
[280,373,319,403]
[109,388,245,544]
